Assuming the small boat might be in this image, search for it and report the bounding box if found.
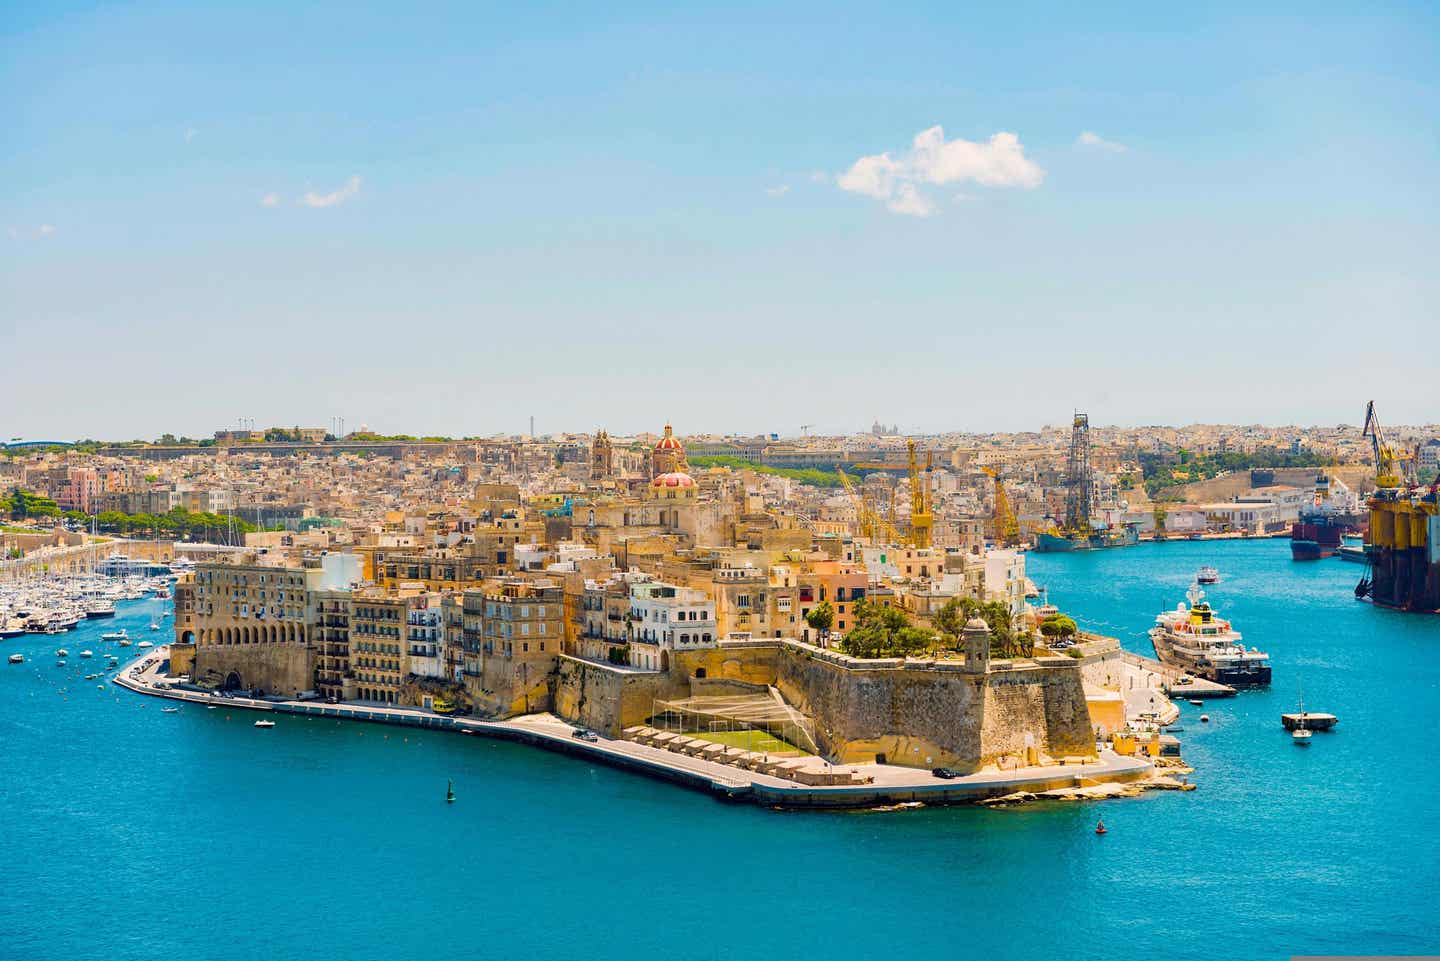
[56,648,69,657]
[446,779,456,804]
[102,629,128,642]
[1281,675,1337,732]
[118,638,132,647]
[1200,714,1210,723]
[1188,699,1203,706]
[137,641,153,649]
[161,707,179,714]
[55,659,66,667]
[254,719,275,728]
[1095,819,1107,835]
[1292,728,1312,745]
[9,653,25,664]
[1197,566,1220,584]
[80,650,93,658]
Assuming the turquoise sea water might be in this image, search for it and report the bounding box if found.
[3,539,1437,961]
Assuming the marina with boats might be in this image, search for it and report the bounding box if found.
[0,553,177,641]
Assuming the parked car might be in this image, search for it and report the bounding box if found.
[572,728,599,742]
[931,767,963,779]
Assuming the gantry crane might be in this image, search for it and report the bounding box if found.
[836,468,898,544]
[981,467,1019,545]
[908,441,933,549]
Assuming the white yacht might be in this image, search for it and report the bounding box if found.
[102,628,128,642]
[1149,583,1272,688]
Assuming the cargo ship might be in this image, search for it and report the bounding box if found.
[1036,524,1140,552]
[1149,583,1272,687]
[1291,474,1364,561]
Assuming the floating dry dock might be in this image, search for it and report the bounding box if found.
[1281,712,1338,732]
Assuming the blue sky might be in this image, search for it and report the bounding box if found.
[3,1,1436,440]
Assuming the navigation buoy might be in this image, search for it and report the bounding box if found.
[1095,819,1107,835]
[446,779,456,804]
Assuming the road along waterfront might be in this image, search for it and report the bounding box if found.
[115,645,1155,809]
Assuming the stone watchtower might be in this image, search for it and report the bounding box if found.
[961,617,991,674]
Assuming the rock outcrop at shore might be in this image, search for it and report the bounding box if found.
[979,775,1195,807]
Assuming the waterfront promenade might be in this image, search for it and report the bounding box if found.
[116,646,1156,809]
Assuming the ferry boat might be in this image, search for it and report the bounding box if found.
[1149,583,1272,688]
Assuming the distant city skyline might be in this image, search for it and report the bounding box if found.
[4,1,1436,438]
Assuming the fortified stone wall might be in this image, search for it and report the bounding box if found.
[193,642,315,698]
[669,640,1095,772]
[552,656,680,735]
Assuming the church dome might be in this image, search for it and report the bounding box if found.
[652,471,695,488]
[655,423,684,451]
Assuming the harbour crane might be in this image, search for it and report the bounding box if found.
[1362,400,1415,489]
[836,467,898,544]
[908,441,933,549]
[981,467,1019,545]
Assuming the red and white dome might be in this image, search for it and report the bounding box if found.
[655,424,684,451]
[651,471,695,488]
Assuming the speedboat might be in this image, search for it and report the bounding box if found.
[102,629,128,642]
[161,707,179,714]
[137,640,154,649]
[80,650,94,659]
[55,659,66,667]
[254,719,275,728]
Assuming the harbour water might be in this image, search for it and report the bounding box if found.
[2,539,1436,960]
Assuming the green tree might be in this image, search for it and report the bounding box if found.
[804,600,835,642]
[1040,614,1078,639]
[838,599,935,659]
[932,597,966,643]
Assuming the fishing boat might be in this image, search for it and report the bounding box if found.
[1197,566,1220,584]
[1149,582,1271,687]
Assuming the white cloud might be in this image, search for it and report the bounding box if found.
[764,185,790,197]
[836,126,1043,216]
[300,175,362,208]
[1076,130,1126,153]
[260,193,280,207]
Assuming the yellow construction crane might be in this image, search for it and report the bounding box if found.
[908,441,933,549]
[981,467,1019,545]
[1363,399,1415,489]
[836,468,898,543]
